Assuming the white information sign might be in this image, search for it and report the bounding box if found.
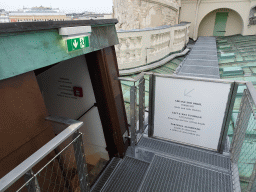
[153,76,231,151]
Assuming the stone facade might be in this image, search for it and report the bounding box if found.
[116,23,190,70]
[180,0,256,39]
[113,0,180,30]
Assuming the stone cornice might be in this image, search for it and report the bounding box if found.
[143,0,180,11]
[117,22,190,33]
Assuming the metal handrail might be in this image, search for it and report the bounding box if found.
[117,71,256,140]
[117,71,248,84]
[0,116,83,192]
[117,71,256,111]
[116,72,145,82]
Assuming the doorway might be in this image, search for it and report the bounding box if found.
[35,55,109,185]
[213,12,229,36]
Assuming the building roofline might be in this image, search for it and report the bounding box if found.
[0,19,118,34]
[117,22,190,33]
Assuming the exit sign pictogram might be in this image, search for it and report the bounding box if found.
[67,36,89,52]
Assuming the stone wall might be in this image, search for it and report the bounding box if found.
[116,22,190,70]
[113,0,180,30]
[180,0,256,39]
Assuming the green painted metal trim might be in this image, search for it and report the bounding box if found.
[0,25,118,81]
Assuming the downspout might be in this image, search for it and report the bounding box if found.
[193,0,202,41]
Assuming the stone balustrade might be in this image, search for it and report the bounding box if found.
[116,22,190,70]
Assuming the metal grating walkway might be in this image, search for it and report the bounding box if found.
[139,155,232,192]
[101,156,149,192]
[137,137,231,171]
[177,36,220,79]
[92,146,233,192]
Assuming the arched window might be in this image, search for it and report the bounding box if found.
[249,6,256,18]
[249,6,256,25]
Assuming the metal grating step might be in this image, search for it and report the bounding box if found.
[184,59,218,67]
[187,54,218,61]
[190,50,217,56]
[178,72,220,79]
[137,137,231,171]
[179,65,220,76]
[90,157,121,192]
[192,47,217,51]
[196,43,215,45]
[139,155,232,192]
[101,156,149,192]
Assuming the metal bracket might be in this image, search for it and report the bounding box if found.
[24,169,40,192]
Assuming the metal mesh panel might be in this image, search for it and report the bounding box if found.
[231,89,256,192]
[177,37,219,79]
[138,137,231,171]
[192,47,217,51]
[179,65,220,76]
[184,59,218,67]
[4,133,90,192]
[91,157,121,192]
[187,54,218,61]
[190,50,218,56]
[139,155,232,192]
[101,156,149,192]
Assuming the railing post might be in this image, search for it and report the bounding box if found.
[218,82,238,154]
[148,74,155,137]
[24,169,40,192]
[73,131,90,192]
[130,85,137,154]
[139,78,145,134]
[231,89,252,164]
[248,163,256,192]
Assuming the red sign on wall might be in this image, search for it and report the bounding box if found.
[73,87,83,97]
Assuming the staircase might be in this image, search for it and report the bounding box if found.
[91,136,233,192]
[90,37,234,192]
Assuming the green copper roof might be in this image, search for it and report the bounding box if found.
[217,35,256,84]
[121,56,185,124]
[217,35,256,183]
[222,67,244,76]
[217,35,256,65]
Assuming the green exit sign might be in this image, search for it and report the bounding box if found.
[67,36,89,52]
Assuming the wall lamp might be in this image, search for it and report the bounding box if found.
[59,26,92,40]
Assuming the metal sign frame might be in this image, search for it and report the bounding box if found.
[148,73,238,153]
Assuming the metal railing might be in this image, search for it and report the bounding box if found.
[2,72,256,192]
[230,82,256,192]
[0,116,90,192]
[118,73,146,156]
[118,72,256,192]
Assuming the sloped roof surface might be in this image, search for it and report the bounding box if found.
[121,56,185,124]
